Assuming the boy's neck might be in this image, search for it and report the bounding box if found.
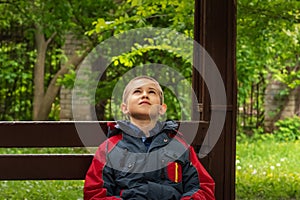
[130,118,158,137]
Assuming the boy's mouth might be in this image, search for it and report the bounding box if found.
[139,101,151,105]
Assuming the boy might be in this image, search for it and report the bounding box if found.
[84,76,215,200]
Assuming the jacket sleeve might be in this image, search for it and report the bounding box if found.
[84,143,121,200]
[181,147,215,200]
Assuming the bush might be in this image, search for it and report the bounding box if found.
[237,116,300,143]
[273,116,300,142]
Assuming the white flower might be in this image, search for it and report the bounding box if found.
[280,158,286,162]
[236,160,240,164]
[249,164,253,168]
[270,166,275,170]
[237,166,242,170]
[276,163,281,167]
[251,169,257,175]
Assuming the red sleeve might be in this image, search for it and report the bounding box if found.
[181,147,215,200]
[84,135,122,200]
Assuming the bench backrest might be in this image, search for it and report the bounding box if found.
[0,121,207,180]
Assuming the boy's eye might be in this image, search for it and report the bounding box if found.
[149,90,156,94]
[133,89,141,94]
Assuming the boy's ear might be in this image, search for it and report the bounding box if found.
[121,103,129,115]
[159,103,167,115]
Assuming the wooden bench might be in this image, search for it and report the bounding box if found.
[0,121,207,180]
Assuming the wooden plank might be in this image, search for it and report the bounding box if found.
[0,121,208,148]
[0,121,108,147]
[0,154,93,180]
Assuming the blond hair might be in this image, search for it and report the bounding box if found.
[122,76,164,104]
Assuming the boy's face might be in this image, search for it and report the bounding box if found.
[121,79,167,121]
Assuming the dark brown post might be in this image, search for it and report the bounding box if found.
[193,0,237,199]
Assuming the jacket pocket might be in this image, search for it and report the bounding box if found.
[166,161,182,183]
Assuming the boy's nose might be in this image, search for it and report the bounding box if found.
[141,91,149,98]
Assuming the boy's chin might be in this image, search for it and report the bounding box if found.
[130,113,160,121]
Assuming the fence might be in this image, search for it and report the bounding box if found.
[237,76,266,134]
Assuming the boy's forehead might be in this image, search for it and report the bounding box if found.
[129,79,161,90]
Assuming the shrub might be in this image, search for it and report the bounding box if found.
[237,116,300,143]
[273,116,300,142]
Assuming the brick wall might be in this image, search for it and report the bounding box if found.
[60,86,72,120]
[264,79,300,132]
[60,34,92,121]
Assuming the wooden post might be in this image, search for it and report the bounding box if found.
[193,0,237,199]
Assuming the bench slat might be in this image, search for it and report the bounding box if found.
[0,121,109,147]
[0,154,93,180]
[0,121,207,148]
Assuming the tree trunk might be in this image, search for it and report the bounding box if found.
[33,25,46,120]
[32,24,91,120]
[35,53,88,120]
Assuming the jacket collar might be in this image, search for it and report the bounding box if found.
[112,120,178,138]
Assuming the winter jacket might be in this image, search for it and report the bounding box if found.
[84,120,215,200]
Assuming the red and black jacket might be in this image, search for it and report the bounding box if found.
[84,120,215,200]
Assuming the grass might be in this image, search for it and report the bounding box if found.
[0,180,84,200]
[236,136,300,199]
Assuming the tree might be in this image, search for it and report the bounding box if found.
[0,0,117,120]
[1,0,195,120]
[237,0,300,131]
[85,0,195,120]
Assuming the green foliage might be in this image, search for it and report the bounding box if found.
[0,0,195,120]
[0,43,34,120]
[87,0,195,120]
[87,0,194,37]
[0,0,119,120]
[237,116,300,143]
[0,0,116,40]
[56,68,77,89]
[237,0,300,132]
[236,136,300,199]
[48,97,61,121]
[273,116,300,142]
